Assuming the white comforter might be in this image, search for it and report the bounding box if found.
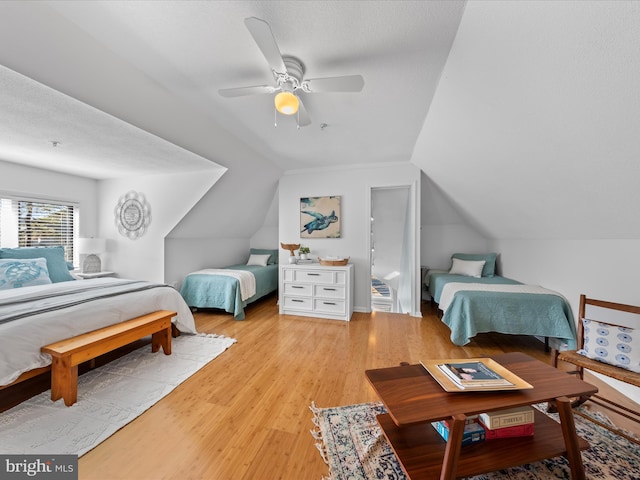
[0,278,197,386]
[439,283,564,313]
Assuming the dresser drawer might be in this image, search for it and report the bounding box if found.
[314,298,346,315]
[284,283,312,296]
[283,296,313,310]
[314,284,345,299]
[293,269,336,284]
[279,264,353,321]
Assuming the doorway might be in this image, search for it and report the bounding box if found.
[370,186,414,314]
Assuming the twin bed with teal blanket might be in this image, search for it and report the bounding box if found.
[180,263,279,320]
[427,253,577,350]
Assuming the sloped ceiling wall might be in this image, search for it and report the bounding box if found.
[0,1,282,241]
[412,1,640,240]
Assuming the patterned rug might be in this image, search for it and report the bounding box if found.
[311,401,640,479]
[0,333,235,457]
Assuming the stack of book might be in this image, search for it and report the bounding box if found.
[478,406,535,440]
[296,258,313,264]
[431,417,486,446]
[436,360,515,389]
[421,357,533,392]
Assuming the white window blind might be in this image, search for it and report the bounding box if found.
[0,196,78,262]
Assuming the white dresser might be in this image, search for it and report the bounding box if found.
[279,263,354,321]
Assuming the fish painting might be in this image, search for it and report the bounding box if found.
[300,196,341,238]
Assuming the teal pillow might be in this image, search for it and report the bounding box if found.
[0,257,52,289]
[250,248,278,265]
[0,246,75,283]
[452,253,497,277]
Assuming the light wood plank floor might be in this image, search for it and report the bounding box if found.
[56,295,637,478]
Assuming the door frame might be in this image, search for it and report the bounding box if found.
[368,181,421,317]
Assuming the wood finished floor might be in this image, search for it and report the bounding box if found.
[18,294,639,479]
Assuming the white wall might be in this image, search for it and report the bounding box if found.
[98,169,223,282]
[165,176,281,290]
[279,163,421,314]
[420,173,490,272]
[250,185,279,250]
[492,238,640,403]
[0,159,98,239]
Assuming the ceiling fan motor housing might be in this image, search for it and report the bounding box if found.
[283,56,304,83]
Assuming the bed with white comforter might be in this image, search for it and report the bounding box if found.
[0,278,197,386]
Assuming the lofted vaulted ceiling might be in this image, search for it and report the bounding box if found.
[412,0,640,239]
[0,1,465,176]
[1,1,639,242]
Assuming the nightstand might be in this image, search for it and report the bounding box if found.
[76,271,116,279]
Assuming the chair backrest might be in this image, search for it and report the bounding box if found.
[578,294,640,350]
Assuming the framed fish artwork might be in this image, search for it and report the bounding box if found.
[300,196,341,238]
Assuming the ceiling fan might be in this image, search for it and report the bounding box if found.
[219,17,365,128]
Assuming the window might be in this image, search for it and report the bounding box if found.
[0,195,78,263]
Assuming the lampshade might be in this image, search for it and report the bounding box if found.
[78,237,106,254]
[274,91,299,115]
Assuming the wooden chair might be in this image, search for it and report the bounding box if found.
[551,294,640,444]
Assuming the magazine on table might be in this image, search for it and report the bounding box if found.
[420,358,533,392]
[438,361,514,388]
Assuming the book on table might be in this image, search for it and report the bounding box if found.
[481,421,534,440]
[431,420,486,446]
[438,361,514,388]
[478,405,535,429]
[420,358,534,392]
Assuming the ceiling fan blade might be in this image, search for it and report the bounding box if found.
[244,17,288,75]
[297,96,312,127]
[218,85,276,98]
[304,75,365,93]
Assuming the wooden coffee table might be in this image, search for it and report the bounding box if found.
[365,352,598,480]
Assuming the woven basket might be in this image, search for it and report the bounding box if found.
[318,257,349,266]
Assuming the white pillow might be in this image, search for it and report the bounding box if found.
[0,257,52,289]
[247,254,270,267]
[448,258,486,278]
[578,319,640,373]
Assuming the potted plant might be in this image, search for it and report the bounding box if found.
[298,246,310,260]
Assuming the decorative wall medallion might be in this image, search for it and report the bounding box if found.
[114,191,151,240]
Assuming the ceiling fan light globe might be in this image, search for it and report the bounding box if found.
[275,91,299,115]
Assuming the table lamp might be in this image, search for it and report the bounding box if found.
[78,237,106,273]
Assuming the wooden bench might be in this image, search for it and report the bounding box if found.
[551,294,640,444]
[41,310,176,406]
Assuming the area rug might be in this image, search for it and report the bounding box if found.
[311,401,640,479]
[0,333,236,456]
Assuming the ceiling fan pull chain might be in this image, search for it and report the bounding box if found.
[297,109,300,130]
[274,107,278,128]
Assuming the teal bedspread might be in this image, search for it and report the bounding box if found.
[180,264,278,320]
[429,272,577,349]
[441,290,577,349]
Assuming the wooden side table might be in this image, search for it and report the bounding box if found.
[365,352,597,480]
